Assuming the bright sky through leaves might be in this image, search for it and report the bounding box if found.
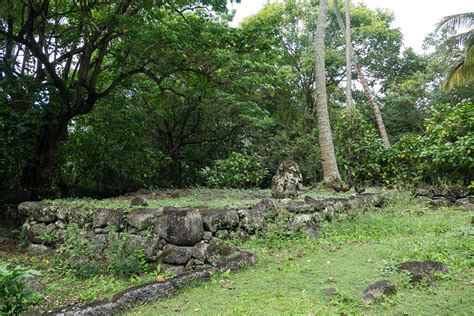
[228,0,474,52]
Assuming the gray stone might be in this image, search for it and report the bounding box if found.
[160,244,193,265]
[24,276,45,293]
[56,206,70,221]
[26,243,53,255]
[312,212,324,223]
[201,208,240,233]
[430,187,446,197]
[238,209,265,232]
[30,205,57,223]
[185,259,195,271]
[349,193,384,208]
[130,196,149,207]
[414,188,432,197]
[192,242,210,261]
[215,229,229,240]
[93,208,124,229]
[54,228,65,243]
[90,233,108,253]
[448,187,469,198]
[290,214,313,228]
[203,231,213,241]
[302,224,323,239]
[457,198,474,210]
[322,207,335,221]
[55,220,66,230]
[112,280,176,309]
[155,209,203,246]
[68,208,91,227]
[271,160,303,199]
[26,223,56,244]
[322,287,337,296]
[94,228,107,234]
[286,201,317,214]
[230,228,250,242]
[145,235,161,258]
[429,197,453,208]
[362,280,396,304]
[398,261,448,285]
[128,234,160,258]
[251,198,278,218]
[127,209,157,231]
[160,264,186,276]
[17,202,48,217]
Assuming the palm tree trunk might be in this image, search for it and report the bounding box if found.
[333,0,390,147]
[314,0,344,188]
[344,0,353,109]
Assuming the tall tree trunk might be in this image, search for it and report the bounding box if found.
[314,0,344,189]
[354,63,391,147]
[333,0,390,147]
[344,0,353,109]
[20,109,71,188]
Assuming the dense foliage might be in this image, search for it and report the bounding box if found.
[199,152,268,188]
[0,0,472,195]
[0,264,40,315]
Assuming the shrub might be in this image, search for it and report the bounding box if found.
[333,108,385,186]
[199,152,268,188]
[382,101,473,186]
[106,230,148,278]
[0,264,41,315]
[59,223,104,278]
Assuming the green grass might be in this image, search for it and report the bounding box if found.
[128,192,473,315]
[42,188,272,212]
[41,187,370,212]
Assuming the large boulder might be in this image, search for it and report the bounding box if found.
[93,208,125,229]
[398,261,448,285]
[127,209,158,231]
[68,208,92,228]
[251,198,278,218]
[26,223,57,244]
[160,244,193,265]
[286,201,319,214]
[238,209,266,233]
[155,208,204,246]
[362,280,396,304]
[18,201,48,216]
[128,234,161,258]
[33,205,58,223]
[26,243,53,255]
[200,208,240,233]
[130,196,149,207]
[271,160,303,199]
[192,242,211,261]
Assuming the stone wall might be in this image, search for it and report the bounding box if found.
[415,187,473,208]
[18,193,384,272]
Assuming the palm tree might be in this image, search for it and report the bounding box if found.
[332,0,390,147]
[435,12,474,90]
[344,0,353,109]
[314,0,345,190]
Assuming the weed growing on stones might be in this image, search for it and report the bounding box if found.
[106,228,148,278]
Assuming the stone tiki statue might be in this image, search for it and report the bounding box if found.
[271,160,303,199]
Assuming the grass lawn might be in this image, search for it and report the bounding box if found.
[129,192,473,315]
[41,186,359,211]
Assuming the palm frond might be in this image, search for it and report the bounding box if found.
[443,43,474,90]
[435,12,474,33]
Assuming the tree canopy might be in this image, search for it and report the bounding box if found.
[1,0,472,195]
